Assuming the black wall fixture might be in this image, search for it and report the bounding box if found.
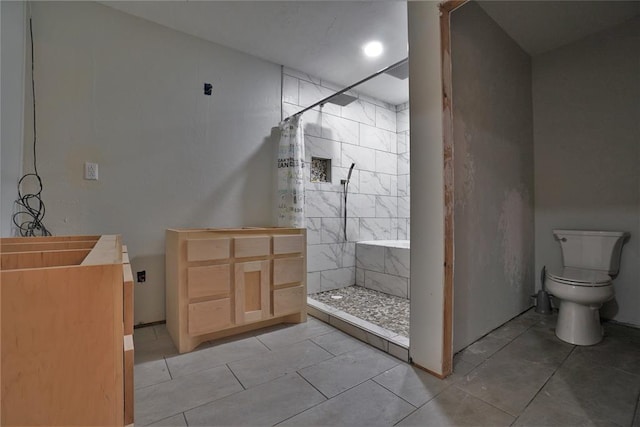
[204,83,212,96]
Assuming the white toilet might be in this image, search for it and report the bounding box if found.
[545,229,629,346]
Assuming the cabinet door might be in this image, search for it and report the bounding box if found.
[235,260,270,324]
[188,299,232,335]
[274,285,304,316]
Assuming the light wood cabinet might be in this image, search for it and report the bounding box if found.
[166,228,307,353]
[0,234,134,426]
[235,260,271,324]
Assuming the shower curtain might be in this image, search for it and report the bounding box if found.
[277,116,305,227]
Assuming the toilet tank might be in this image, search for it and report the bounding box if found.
[553,229,630,275]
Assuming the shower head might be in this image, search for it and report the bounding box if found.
[325,93,358,107]
[384,60,409,80]
[347,163,355,181]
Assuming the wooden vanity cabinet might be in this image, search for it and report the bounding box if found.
[166,228,306,353]
[0,234,134,426]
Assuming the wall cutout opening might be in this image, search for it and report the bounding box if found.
[311,158,331,183]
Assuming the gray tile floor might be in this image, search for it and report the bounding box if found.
[134,310,640,426]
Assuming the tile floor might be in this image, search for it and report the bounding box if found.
[134,310,640,426]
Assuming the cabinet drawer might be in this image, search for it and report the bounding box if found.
[188,299,231,335]
[234,236,270,258]
[273,285,304,316]
[273,235,304,255]
[188,264,230,299]
[187,238,230,262]
[273,257,304,286]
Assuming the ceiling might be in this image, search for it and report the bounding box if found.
[102,1,410,105]
[478,1,640,55]
[101,1,639,106]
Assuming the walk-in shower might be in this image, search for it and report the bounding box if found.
[281,58,410,357]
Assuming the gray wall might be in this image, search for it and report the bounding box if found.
[533,17,640,327]
[1,1,26,236]
[451,2,535,352]
[19,2,281,324]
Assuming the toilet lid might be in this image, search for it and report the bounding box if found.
[546,267,611,286]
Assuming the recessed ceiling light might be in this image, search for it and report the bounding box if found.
[363,41,383,58]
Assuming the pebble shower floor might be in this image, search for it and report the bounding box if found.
[310,285,409,338]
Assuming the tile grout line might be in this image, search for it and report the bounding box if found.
[262,372,338,426]
[164,357,174,380]
[511,344,577,424]
[181,412,188,427]
[370,375,423,410]
[294,370,331,400]
[164,371,251,424]
[143,411,187,427]
[225,362,247,391]
[450,382,520,420]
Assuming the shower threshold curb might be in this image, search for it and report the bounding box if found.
[307,297,409,362]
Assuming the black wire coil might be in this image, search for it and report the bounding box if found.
[12,14,51,237]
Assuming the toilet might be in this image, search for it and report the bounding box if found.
[545,229,629,346]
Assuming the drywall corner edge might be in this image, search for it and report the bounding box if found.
[407,1,448,376]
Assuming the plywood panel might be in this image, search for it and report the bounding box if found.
[187,238,230,262]
[273,257,304,286]
[81,235,123,266]
[1,249,90,270]
[1,265,123,426]
[274,285,304,316]
[234,236,270,258]
[244,271,261,312]
[0,240,96,252]
[123,263,134,335]
[188,299,232,335]
[123,335,134,426]
[273,235,304,255]
[187,264,231,300]
[0,235,99,244]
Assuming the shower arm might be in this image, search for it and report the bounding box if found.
[282,57,408,122]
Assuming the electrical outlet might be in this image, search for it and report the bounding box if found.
[84,162,99,180]
[137,271,146,283]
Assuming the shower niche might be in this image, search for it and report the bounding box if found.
[310,157,331,183]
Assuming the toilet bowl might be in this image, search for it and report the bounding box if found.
[545,229,629,346]
[545,267,613,345]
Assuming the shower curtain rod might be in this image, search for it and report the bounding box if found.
[283,57,408,122]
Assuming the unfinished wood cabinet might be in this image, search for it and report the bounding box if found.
[235,260,270,324]
[166,228,307,353]
[0,234,134,426]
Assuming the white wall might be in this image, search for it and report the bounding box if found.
[533,17,640,327]
[451,2,535,352]
[408,1,446,375]
[21,2,281,324]
[1,1,26,236]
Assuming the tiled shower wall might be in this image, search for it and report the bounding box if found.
[281,67,410,294]
[396,102,410,237]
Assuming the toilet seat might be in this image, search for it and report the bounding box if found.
[546,267,611,287]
